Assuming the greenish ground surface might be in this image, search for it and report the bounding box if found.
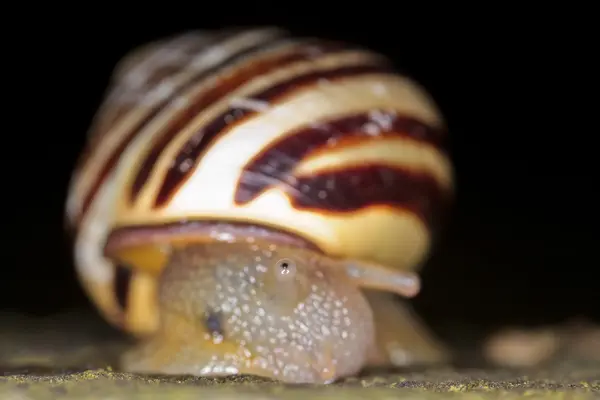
[1,311,598,399]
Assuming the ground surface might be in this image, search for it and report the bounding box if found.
[1,311,598,399]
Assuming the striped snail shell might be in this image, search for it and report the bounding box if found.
[65,27,454,384]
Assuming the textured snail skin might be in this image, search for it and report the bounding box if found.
[121,242,421,383]
[65,27,453,383]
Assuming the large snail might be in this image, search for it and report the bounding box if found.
[65,27,454,384]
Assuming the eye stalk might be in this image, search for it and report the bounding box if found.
[341,259,421,298]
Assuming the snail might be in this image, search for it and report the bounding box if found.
[65,27,454,384]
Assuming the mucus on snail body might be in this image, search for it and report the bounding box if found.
[65,26,454,384]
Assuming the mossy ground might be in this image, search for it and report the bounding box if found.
[1,311,598,399]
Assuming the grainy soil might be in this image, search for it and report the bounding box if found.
[1,311,598,399]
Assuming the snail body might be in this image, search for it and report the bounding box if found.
[65,27,454,383]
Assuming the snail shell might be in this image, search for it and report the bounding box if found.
[65,27,453,383]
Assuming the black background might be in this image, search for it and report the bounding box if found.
[2,10,596,347]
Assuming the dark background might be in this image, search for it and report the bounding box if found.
[3,12,596,348]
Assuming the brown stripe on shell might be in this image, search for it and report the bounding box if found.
[103,220,323,257]
[77,32,288,224]
[130,39,354,203]
[153,62,394,207]
[239,164,448,229]
[235,111,445,204]
[90,29,243,144]
[84,30,281,156]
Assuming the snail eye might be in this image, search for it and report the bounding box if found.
[275,258,297,281]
